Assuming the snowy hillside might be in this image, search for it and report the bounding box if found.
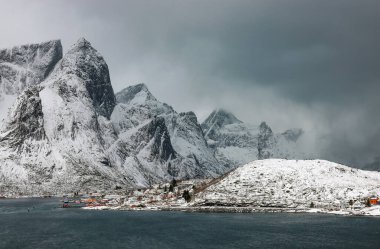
[201,109,311,168]
[194,159,380,209]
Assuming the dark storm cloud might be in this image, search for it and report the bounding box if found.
[213,0,380,104]
[0,0,379,167]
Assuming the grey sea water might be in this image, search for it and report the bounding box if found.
[0,198,379,249]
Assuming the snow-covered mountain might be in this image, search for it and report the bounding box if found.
[0,38,129,195]
[0,38,346,197]
[194,159,380,209]
[201,109,310,168]
[0,39,224,195]
[110,83,224,186]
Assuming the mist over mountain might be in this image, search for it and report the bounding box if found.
[1,0,379,168]
[201,109,312,168]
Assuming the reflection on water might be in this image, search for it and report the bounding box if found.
[0,198,380,249]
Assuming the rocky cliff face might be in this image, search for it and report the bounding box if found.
[57,38,115,119]
[257,122,275,159]
[0,86,46,150]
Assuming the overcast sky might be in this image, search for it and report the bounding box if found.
[1,0,379,167]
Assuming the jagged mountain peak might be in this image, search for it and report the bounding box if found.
[111,83,175,133]
[111,83,222,182]
[259,121,272,133]
[63,37,95,55]
[202,108,242,132]
[116,83,157,105]
[212,109,242,124]
[73,37,91,48]
[178,111,198,123]
[55,37,116,119]
[62,37,104,67]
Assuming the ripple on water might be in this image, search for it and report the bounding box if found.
[1,198,380,249]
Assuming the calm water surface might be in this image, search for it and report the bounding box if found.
[0,198,379,249]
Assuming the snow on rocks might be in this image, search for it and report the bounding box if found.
[0,40,62,95]
[0,40,62,121]
[110,83,224,182]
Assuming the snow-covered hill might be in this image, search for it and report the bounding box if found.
[201,109,311,168]
[194,159,380,209]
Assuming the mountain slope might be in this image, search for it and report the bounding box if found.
[111,84,224,182]
[194,159,380,209]
[201,109,258,167]
[0,40,62,121]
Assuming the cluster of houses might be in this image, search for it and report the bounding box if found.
[55,178,380,211]
[60,179,207,210]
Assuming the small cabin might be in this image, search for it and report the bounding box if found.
[85,197,98,204]
[369,197,378,205]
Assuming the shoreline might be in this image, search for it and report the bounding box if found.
[82,204,380,217]
[2,196,380,217]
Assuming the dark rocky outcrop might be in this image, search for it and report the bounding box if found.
[258,122,274,159]
[59,38,116,119]
[0,86,46,151]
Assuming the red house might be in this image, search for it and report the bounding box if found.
[369,197,378,205]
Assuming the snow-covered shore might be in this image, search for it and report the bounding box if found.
[81,159,380,216]
[81,203,380,216]
[4,159,380,217]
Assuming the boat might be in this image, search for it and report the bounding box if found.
[61,197,85,208]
